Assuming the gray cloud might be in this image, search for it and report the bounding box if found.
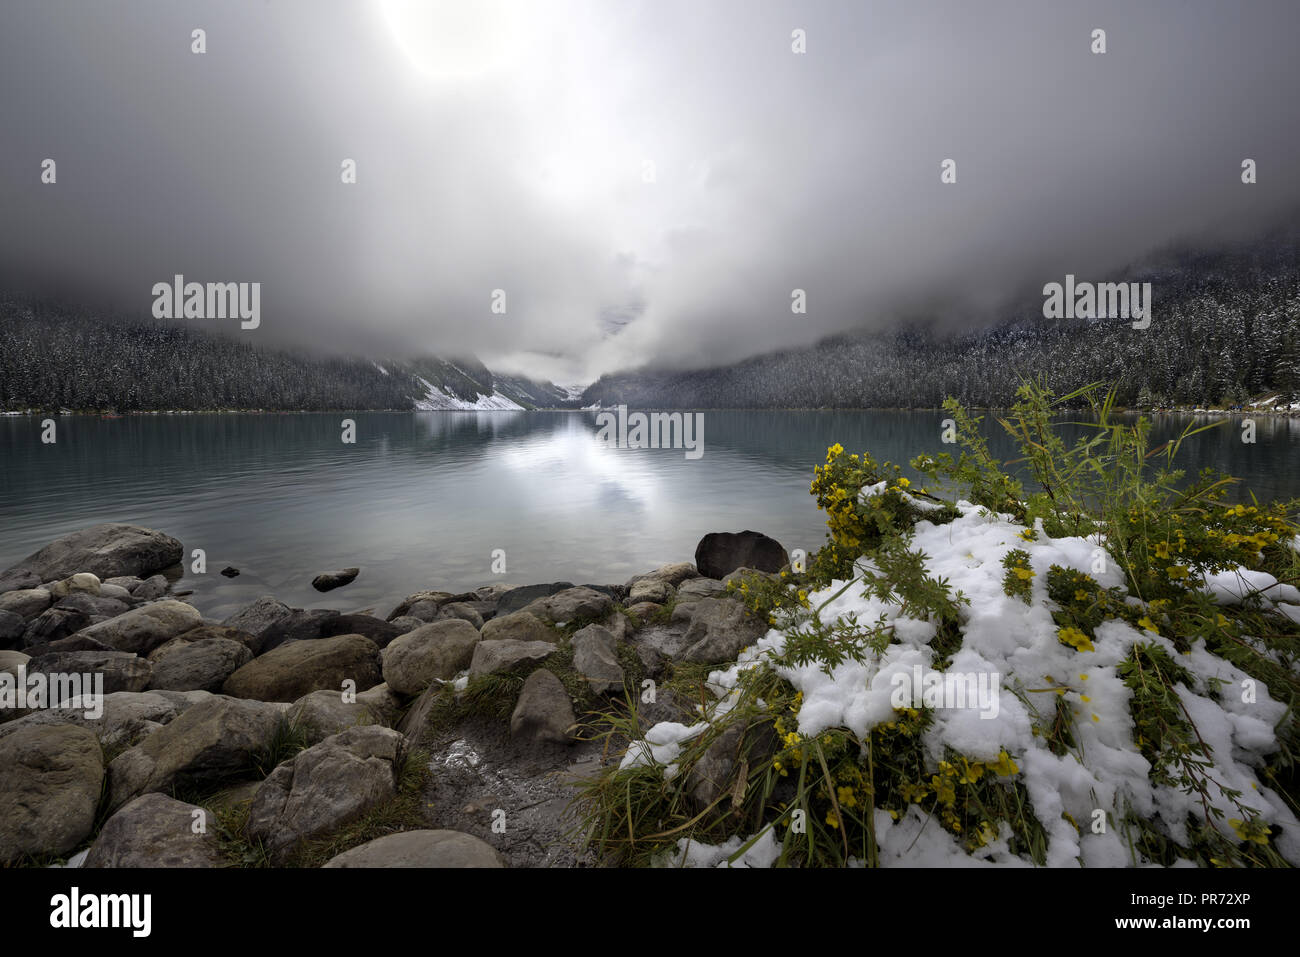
[2,0,1297,386]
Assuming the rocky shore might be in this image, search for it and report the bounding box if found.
[0,523,789,868]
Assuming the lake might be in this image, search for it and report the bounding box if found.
[2,410,1298,620]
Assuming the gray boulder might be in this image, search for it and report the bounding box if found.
[48,573,102,599]
[509,669,576,745]
[286,687,397,745]
[222,633,382,702]
[571,624,624,694]
[0,690,187,749]
[468,638,555,677]
[0,523,182,582]
[680,598,768,664]
[54,592,130,619]
[0,724,103,862]
[25,650,152,698]
[84,793,226,868]
[435,602,484,629]
[479,610,556,644]
[147,638,253,692]
[131,574,169,600]
[323,829,504,868]
[496,582,575,615]
[21,606,90,647]
[107,696,284,809]
[75,600,202,656]
[0,587,52,620]
[246,725,407,863]
[520,587,614,624]
[627,578,676,605]
[381,620,481,695]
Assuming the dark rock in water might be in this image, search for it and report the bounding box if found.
[0,610,25,650]
[21,607,91,648]
[318,614,403,649]
[694,530,789,579]
[0,523,183,583]
[496,582,575,616]
[220,566,240,578]
[312,568,360,592]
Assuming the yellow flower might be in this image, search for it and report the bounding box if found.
[1058,626,1095,653]
[1137,616,1160,634]
[1166,566,1189,580]
[825,809,840,829]
[1154,542,1170,559]
[990,750,1018,777]
[1013,567,1035,581]
[1074,589,1089,602]
[897,477,911,488]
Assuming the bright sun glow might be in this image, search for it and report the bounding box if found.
[378,0,527,80]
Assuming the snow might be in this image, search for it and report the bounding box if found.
[635,500,1300,867]
[411,376,524,411]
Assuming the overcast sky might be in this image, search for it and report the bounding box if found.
[2,0,1298,386]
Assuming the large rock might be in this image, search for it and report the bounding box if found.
[434,602,484,629]
[312,567,359,592]
[0,588,53,622]
[323,829,505,868]
[22,633,111,657]
[222,633,382,702]
[48,573,102,599]
[627,578,676,605]
[76,600,202,656]
[257,608,342,654]
[468,639,555,677]
[130,574,168,601]
[0,724,103,862]
[147,638,253,692]
[686,720,779,812]
[386,591,455,622]
[0,691,188,749]
[496,582,575,616]
[222,596,293,647]
[479,610,556,644]
[24,650,153,698]
[170,624,258,651]
[84,793,226,868]
[0,649,30,678]
[381,620,480,695]
[1,524,182,583]
[20,606,90,647]
[519,587,614,625]
[626,562,701,589]
[571,624,624,694]
[107,696,284,809]
[679,598,768,664]
[286,688,395,745]
[53,592,130,619]
[694,530,789,579]
[509,669,576,745]
[676,577,726,603]
[246,725,407,863]
[0,609,26,649]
